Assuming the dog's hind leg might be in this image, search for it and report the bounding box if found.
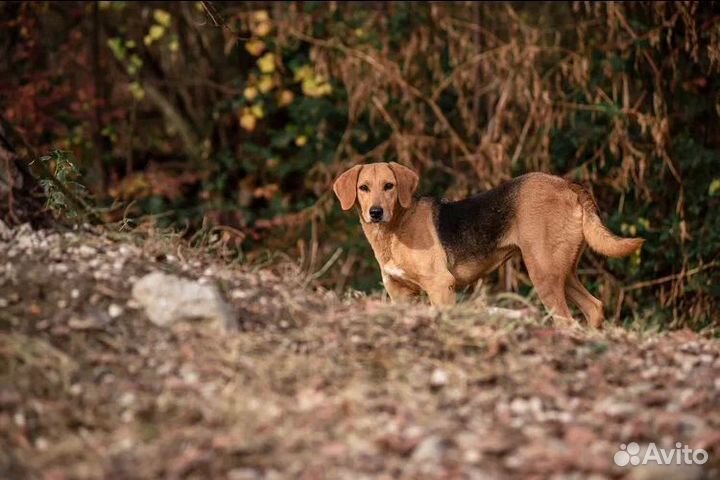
[563,243,604,328]
[566,275,604,328]
[521,247,577,327]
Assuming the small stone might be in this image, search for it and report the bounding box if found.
[180,364,199,384]
[232,289,254,300]
[430,368,448,388]
[77,245,96,257]
[228,468,261,480]
[68,316,98,330]
[13,412,25,427]
[0,298,8,308]
[411,435,445,463]
[108,304,123,318]
[119,392,135,407]
[71,289,80,299]
[53,263,68,274]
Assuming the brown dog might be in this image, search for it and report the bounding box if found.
[333,162,644,327]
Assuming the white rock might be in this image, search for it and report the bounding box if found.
[119,392,136,407]
[13,412,25,427]
[430,368,448,387]
[131,272,236,331]
[108,304,123,318]
[232,289,254,300]
[35,437,49,451]
[228,468,261,480]
[411,435,445,463]
[77,245,97,257]
[487,306,528,320]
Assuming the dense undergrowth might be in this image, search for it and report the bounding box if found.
[1,2,719,328]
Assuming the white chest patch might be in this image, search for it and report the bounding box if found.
[383,265,406,279]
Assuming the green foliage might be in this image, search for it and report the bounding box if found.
[34,150,94,220]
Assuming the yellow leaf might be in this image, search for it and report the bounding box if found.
[128,81,145,101]
[153,9,171,27]
[302,77,318,96]
[251,104,264,119]
[253,10,269,22]
[245,39,266,56]
[295,135,307,147]
[257,52,275,74]
[278,90,294,107]
[169,38,179,53]
[302,76,332,98]
[318,83,332,96]
[253,21,271,37]
[243,86,258,101]
[146,25,165,45]
[239,111,256,132]
[709,178,720,196]
[293,65,313,82]
[258,75,275,93]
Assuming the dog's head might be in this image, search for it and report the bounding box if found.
[333,162,419,224]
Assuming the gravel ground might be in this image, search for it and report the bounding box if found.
[1,222,719,480]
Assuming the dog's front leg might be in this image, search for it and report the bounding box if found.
[383,274,419,303]
[424,273,456,307]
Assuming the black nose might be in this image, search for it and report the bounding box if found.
[369,206,383,221]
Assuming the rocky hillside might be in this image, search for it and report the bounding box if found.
[1,222,719,479]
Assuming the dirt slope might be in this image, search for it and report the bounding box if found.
[1,223,719,480]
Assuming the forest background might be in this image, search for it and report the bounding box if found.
[1,1,719,329]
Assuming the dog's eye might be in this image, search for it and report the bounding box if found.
[383,183,394,191]
[359,185,370,192]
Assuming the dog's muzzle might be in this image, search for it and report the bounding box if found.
[369,206,384,223]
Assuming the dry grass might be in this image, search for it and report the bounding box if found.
[1,223,719,479]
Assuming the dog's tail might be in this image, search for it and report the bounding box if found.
[573,184,644,258]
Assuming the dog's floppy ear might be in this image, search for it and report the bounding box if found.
[333,165,363,210]
[388,162,419,208]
